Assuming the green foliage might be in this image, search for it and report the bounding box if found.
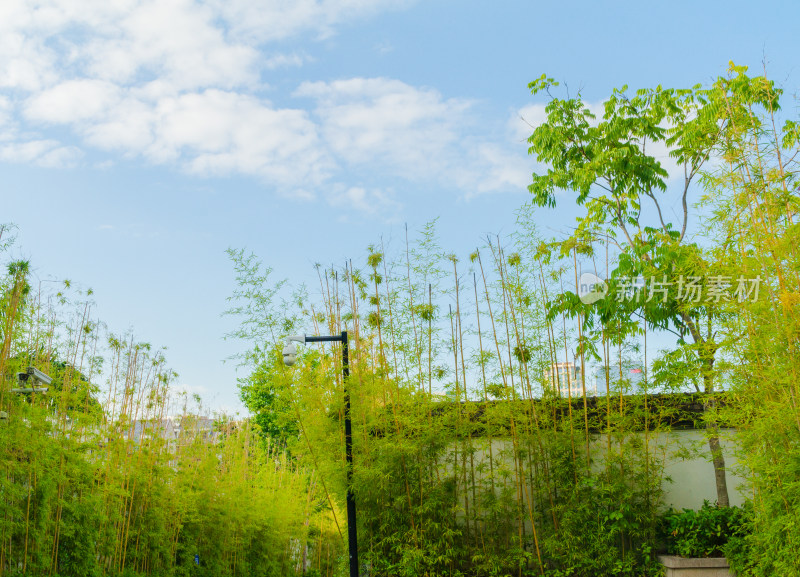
[0,242,338,577]
[522,65,796,514]
[239,358,300,444]
[223,201,701,576]
[659,502,749,558]
[542,472,660,576]
[698,63,800,575]
[525,69,729,394]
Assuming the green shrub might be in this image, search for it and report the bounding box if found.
[659,501,750,558]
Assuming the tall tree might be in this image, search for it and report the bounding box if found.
[524,70,744,506]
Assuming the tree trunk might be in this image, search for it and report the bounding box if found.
[707,426,730,507]
[683,312,731,507]
[702,360,730,507]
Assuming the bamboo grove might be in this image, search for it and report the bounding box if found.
[0,226,343,577]
[226,213,682,577]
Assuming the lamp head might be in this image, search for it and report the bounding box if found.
[15,367,52,393]
[27,367,52,386]
[282,342,297,366]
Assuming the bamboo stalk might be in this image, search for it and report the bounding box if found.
[572,249,591,469]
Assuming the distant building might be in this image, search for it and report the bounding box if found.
[544,362,589,397]
[594,365,645,393]
[131,415,220,449]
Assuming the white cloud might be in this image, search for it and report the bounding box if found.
[207,0,414,44]
[0,139,82,167]
[298,78,534,199]
[297,78,472,178]
[512,104,549,142]
[0,0,411,93]
[154,90,332,186]
[70,88,333,186]
[466,143,530,196]
[36,143,83,167]
[263,52,310,70]
[0,97,13,127]
[0,0,414,189]
[18,79,334,187]
[82,0,259,91]
[327,184,401,216]
[26,79,121,123]
[0,0,535,211]
[81,95,156,152]
[22,79,336,186]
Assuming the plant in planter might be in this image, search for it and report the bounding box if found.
[657,501,749,576]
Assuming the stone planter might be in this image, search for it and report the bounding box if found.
[658,555,734,577]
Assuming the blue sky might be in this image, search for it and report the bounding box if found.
[2,0,798,413]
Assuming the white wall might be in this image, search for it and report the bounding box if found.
[442,428,748,513]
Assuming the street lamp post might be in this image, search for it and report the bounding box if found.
[2,367,52,421]
[283,331,358,577]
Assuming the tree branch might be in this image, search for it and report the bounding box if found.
[679,162,691,243]
[645,189,669,233]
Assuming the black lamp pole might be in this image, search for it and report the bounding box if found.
[303,331,358,577]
